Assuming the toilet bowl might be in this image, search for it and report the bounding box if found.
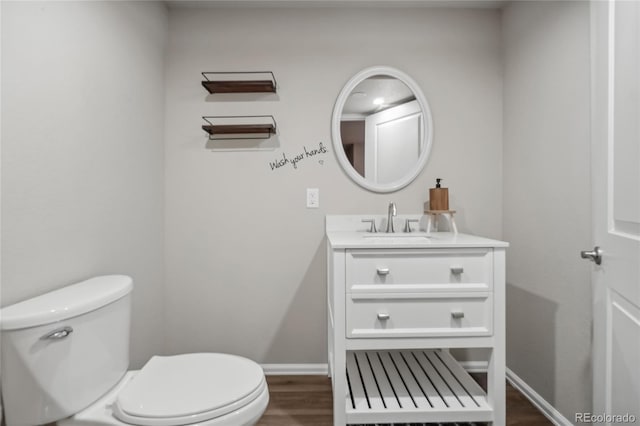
[0,276,269,426]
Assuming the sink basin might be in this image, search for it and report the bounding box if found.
[363,232,432,238]
[362,232,433,243]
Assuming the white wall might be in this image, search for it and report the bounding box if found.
[164,7,503,362]
[1,1,168,368]
[502,0,592,419]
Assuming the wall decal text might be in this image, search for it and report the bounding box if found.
[269,142,328,171]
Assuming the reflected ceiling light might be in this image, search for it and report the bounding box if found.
[373,97,384,105]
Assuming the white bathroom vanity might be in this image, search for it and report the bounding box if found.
[326,215,508,425]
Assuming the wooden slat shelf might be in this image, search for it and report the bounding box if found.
[201,72,277,94]
[345,349,492,424]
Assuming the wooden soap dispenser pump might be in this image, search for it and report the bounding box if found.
[429,178,449,211]
[425,178,458,234]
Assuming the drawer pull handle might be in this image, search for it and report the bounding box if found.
[451,311,465,319]
[377,267,390,276]
[377,313,390,321]
[450,266,464,274]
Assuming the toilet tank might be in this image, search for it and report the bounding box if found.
[0,275,133,426]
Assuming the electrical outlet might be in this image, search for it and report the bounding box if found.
[307,188,319,208]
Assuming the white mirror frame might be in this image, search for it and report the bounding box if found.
[331,66,434,193]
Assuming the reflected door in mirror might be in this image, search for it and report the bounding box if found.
[365,100,422,184]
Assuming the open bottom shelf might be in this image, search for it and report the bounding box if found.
[346,349,493,425]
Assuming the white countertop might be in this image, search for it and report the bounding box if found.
[325,215,508,249]
[326,231,509,249]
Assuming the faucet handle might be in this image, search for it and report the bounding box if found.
[361,218,377,233]
[404,219,419,233]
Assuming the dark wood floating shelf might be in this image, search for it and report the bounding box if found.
[201,72,277,94]
[202,123,276,136]
[202,115,277,140]
[202,80,275,94]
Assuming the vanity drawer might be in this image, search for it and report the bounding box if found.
[346,293,492,338]
[346,249,492,292]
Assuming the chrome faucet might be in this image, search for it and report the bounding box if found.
[386,202,396,233]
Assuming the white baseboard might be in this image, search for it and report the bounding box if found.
[459,360,489,373]
[261,363,329,375]
[506,367,573,426]
[262,361,484,375]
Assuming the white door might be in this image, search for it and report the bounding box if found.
[364,100,422,184]
[591,1,640,424]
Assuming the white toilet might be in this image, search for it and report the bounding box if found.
[0,275,269,426]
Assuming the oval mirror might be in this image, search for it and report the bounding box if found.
[331,66,433,193]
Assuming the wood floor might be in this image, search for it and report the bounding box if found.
[257,375,552,426]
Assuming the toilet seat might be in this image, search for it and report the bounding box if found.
[112,353,266,426]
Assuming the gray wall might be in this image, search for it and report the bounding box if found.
[502,0,592,418]
[1,1,168,368]
[164,7,503,362]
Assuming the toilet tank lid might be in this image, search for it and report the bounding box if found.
[0,275,133,330]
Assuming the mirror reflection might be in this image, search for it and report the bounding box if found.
[339,75,423,184]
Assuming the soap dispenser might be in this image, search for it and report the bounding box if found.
[429,178,449,211]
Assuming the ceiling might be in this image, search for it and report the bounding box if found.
[166,0,507,9]
[342,76,415,116]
